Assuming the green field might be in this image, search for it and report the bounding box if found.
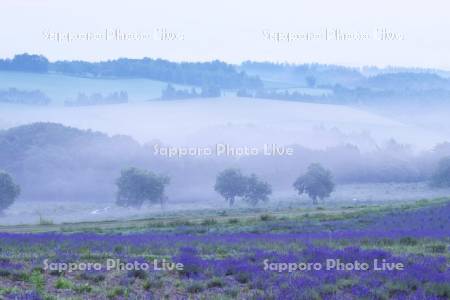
[0,71,189,104]
[0,197,446,235]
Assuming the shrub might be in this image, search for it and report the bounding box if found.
[207,277,225,288]
[128,269,148,280]
[260,214,274,221]
[399,237,418,246]
[107,287,125,298]
[55,277,73,289]
[186,282,204,293]
[73,283,93,294]
[426,244,447,253]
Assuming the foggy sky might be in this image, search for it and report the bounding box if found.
[0,0,449,68]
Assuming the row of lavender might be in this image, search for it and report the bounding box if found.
[0,201,448,299]
[1,241,448,299]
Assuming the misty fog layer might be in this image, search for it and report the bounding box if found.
[2,63,450,225]
[1,97,448,151]
[0,118,449,209]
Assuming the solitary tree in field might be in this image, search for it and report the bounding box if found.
[116,167,170,208]
[0,171,20,213]
[243,174,272,206]
[431,157,450,187]
[215,169,272,207]
[214,169,247,207]
[293,163,334,205]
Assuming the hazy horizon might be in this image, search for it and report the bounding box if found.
[1,0,450,69]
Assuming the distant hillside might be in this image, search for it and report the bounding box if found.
[239,62,450,105]
[364,72,450,91]
[0,54,263,89]
[0,123,146,202]
[0,71,173,103]
[239,61,450,91]
[3,54,450,106]
[240,61,365,87]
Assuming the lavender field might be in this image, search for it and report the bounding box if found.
[0,198,448,299]
[3,1,450,299]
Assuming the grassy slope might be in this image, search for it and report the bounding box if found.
[0,71,190,104]
[0,197,446,235]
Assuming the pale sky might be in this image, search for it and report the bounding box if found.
[1,0,449,68]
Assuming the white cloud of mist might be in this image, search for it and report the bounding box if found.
[1,97,447,151]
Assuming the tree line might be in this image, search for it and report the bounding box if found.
[237,85,450,105]
[64,91,128,106]
[160,84,221,100]
[2,158,450,212]
[0,54,263,89]
[112,163,335,208]
[0,88,51,105]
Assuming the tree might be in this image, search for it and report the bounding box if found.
[236,89,253,98]
[116,167,170,208]
[305,75,316,88]
[293,163,334,204]
[431,157,450,187]
[243,174,272,206]
[215,170,272,207]
[0,88,51,105]
[161,84,199,100]
[214,169,247,207]
[0,171,20,213]
[11,53,49,73]
[201,85,221,98]
[161,84,176,99]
